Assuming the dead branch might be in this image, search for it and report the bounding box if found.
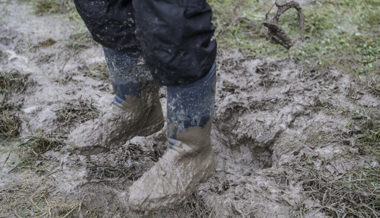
[263,0,305,50]
[263,22,294,50]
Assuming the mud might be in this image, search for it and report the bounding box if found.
[65,83,164,156]
[128,121,215,211]
[1,1,379,218]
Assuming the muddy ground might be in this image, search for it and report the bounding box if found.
[1,0,379,217]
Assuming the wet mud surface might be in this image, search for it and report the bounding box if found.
[1,1,379,217]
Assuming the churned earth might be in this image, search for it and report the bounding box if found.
[1,0,379,217]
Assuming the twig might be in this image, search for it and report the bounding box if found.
[3,150,12,166]
[263,0,305,50]
[62,204,79,218]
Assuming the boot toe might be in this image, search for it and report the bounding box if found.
[128,161,182,211]
[127,150,215,211]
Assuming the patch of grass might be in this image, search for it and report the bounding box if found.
[0,177,82,217]
[182,193,214,218]
[0,112,21,139]
[294,109,380,217]
[209,0,380,76]
[13,136,62,170]
[32,0,74,15]
[0,101,15,112]
[55,98,99,136]
[84,62,109,81]
[0,70,29,96]
[365,71,380,96]
[152,193,213,218]
[0,71,28,140]
[350,109,380,159]
[31,0,92,53]
[301,167,380,217]
[65,31,94,51]
[209,0,274,55]
[87,165,128,181]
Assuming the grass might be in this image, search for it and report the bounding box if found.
[0,72,61,171]
[29,0,380,80]
[182,193,214,218]
[301,167,380,217]
[209,0,380,77]
[0,70,29,140]
[83,62,109,81]
[0,70,29,97]
[0,101,14,112]
[9,135,62,171]
[151,193,214,218]
[351,109,380,160]
[0,112,21,139]
[65,31,94,51]
[31,0,94,52]
[55,98,99,136]
[0,173,82,217]
[293,109,380,217]
[365,71,380,96]
[32,0,74,15]
[211,9,380,213]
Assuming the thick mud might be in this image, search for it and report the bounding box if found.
[1,1,379,217]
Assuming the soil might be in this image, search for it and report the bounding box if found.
[0,1,379,217]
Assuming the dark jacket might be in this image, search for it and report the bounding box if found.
[74,0,139,50]
[74,0,217,86]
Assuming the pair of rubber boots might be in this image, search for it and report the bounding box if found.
[66,47,216,211]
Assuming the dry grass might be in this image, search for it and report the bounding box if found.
[10,135,62,171]
[295,109,380,217]
[151,193,213,218]
[348,110,380,159]
[182,193,214,218]
[301,167,380,217]
[0,70,29,140]
[55,98,99,137]
[0,112,21,139]
[65,32,94,51]
[84,62,109,81]
[32,0,74,15]
[210,0,380,77]
[365,71,380,96]
[0,70,29,96]
[0,174,82,217]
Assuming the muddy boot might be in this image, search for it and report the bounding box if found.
[66,47,164,155]
[128,64,217,211]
